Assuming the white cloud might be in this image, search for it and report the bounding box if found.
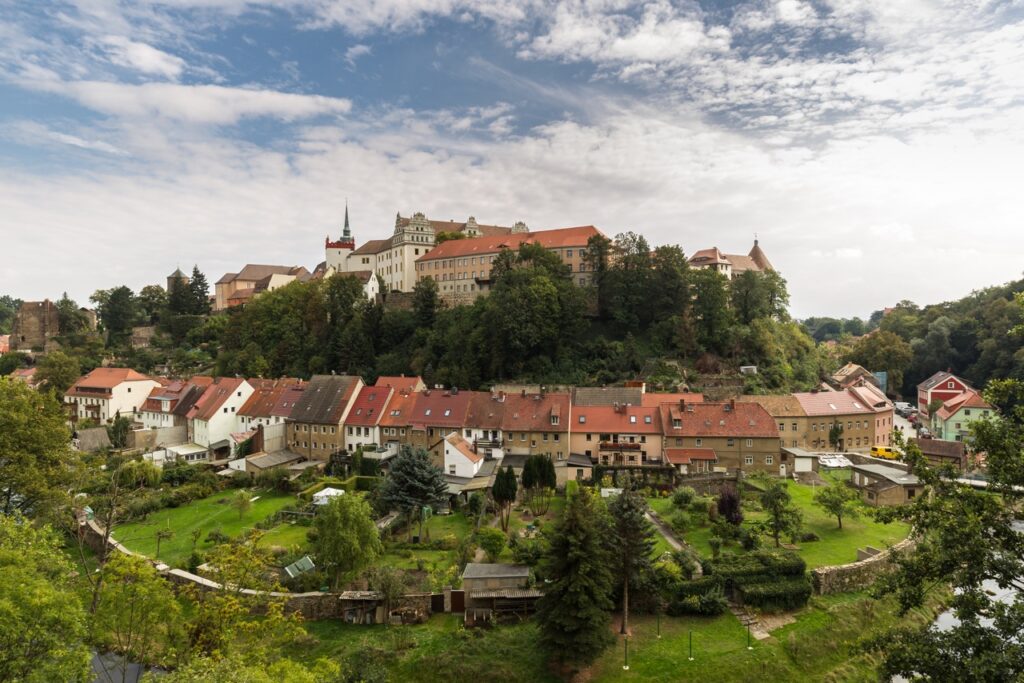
[344,43,372,67]
[97,36,186,79]
[18,79,352,124]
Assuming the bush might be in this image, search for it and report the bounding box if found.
[229,470,252,488]
[708,536,723,559]
[667,580,728,616]
[205,528,229,545]
[706,549,805,586]
[669,511,691,535]
[717,486,744,526]
[672,486,696,509]
[739,527,760,551]
[796,531,820,543]
[738,576,812,611]
[565,480,580,498]
[476,527,507,563]
[509,537,543,567]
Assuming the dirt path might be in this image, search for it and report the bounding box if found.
[472,512,503,562]
[645,511,683,552]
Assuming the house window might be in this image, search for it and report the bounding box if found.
[531,440,536,448]
[551,415,559,425]
[744,455,754,465]
[630,415,636,423]
[746,439,753,447]
[964,410,971,416]
[554,434,560,442]
[644,415,651,424]
[908,488,916,499]
[579,415,586,424]
[586,433,592,441]
[766,455,774,465]
[449,465,456,474]
[521,434,526,441]
[779,423,785,432]
[695,438,702,447]
[948,381,955,388]
[425,409,432,416]
[727,438,734,447]
[543,434,549,442]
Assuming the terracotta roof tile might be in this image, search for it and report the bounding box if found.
[665,448,718,464]
[238,378,305,419]
[793,389,874,416]
[186,377,246,422]
[417,226,602,262]
[573,404,662,434]
[374,375,425,392]
[446,432,482,463]
[346,385,393,427]
[499,393,571,433]
[659,401,779,438]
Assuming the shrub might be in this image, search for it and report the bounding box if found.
[672,486,696,509]
[706,549,806,585]
[509,537,543,567]
[669,511,691,535]
[187,551,205,573]
[438,534,459,551]
[708,536,723,559]
[739,527,760,551]
[205,528,229,545]
[717,486,744,526]
[797,531,820,543]
[667,580,728,616]
[738,576,812,611]
[229,470,252,488]
[565,480,580,498]
[476,527,507,563]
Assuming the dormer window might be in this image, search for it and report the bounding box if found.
[425,409,432,416]
[644,415,652,424]
[551,415,559,426]
[444,409,451,417]
[673,419,681,428]
[579,415,586,424]
[629,415,636,423]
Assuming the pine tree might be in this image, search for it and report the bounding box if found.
[492,466,518,531]
[189,266,211,315]
[609,485,656,635]
[378,446,449,541]
[167,276,191,316]
[536,488,614,668]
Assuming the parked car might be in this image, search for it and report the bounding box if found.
[918,428,933,439]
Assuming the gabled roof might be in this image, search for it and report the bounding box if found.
[573,404,662,434]
[446,432,482,463]
[345,385,393,427]
[187,377,246,422]
[852,463,920,485]
[398,215,516,237]
[66,368,155,398]
[466,392,506,430]
[378,390,418,428]
[239,378,305,419]
[462,563,529,580]
[918,371,970,392]
[936,389,991,420]
[351,239,390,256]
[374,375,425,392]
[408,389,476,430]
[417,226,602,261]
[289,374,360,425]
[572,386,643,407]
[736,394,806,417]
[688,247,728,265]
[793,389,874,417]
[235,264,309,282]
[659,401,779,438]
[849,384,892,411]
[500,393,571,432]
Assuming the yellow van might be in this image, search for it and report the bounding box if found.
[871,446,897,459]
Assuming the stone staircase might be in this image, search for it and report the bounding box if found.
[729,603,771,641]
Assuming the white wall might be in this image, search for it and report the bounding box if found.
[192,381,255,448]
[443,437,482,478]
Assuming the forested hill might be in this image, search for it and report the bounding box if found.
[824,278,1024,398]
[211,234,823,392]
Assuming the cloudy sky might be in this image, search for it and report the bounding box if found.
[2,0,1023,318]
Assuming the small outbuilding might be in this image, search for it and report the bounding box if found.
[850,463,921,506]
[461,563,539,626]
[312,487,346,506]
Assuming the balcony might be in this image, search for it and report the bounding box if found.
[599,441,641,451]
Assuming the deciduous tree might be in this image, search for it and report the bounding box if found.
[313,494,382,590]
[35,349,81,397]
[759,480,802,547]
[813,480,859,529]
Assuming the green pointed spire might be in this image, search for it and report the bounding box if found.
[343,200,350,238]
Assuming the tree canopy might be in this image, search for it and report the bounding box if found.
[313,493,382,589]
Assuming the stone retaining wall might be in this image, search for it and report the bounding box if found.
[811,537,916,595]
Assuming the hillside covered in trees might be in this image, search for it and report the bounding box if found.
[212,233,822,392]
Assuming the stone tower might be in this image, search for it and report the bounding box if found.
[167,267,189,292]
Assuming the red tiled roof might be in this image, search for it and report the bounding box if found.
[239,378,305,419]
[378,390,418,428]
[466,392,506,430]
[688,247,728,265]
[640,392,704,408]
[793,389,875,417]
[937,389,991,420]
[573,404,662,434]
[70,367,153,390]
[659,401,779,438]
[346,385,394,427]
[416,226,602,262]
[187,377,246,422]
[500,393,571,433]
[446,432,482,463]
[407,389,477,430]
[665,448,718,465]
[374,375,424,392]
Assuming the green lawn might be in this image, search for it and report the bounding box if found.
[113,489,298,567]
[590,589,948,682]
[652,473,910,569]
[261,522,311,550]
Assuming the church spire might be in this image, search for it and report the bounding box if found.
[342,200,351,239]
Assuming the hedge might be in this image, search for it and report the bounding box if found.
[297,476,383,501]
[706,549,806,585]
[737,576,812,611]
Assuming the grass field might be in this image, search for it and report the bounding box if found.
[113,489,297,566]
[650,472,910,569]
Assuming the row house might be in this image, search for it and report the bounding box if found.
[343,376,427,453]
[286,374,363,461]
[140,376,213,429]
[443,432,484,478]
[792,387,892,454]
[499,392,572,462]
[186,377,255,458]
[237,378,305,430]
[65,368,161,425]
[569,403,663,466]
[659,400,781,475]
[405,388,476,466]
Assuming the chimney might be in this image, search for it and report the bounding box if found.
[679,399,686,411]
[521,389,526,397]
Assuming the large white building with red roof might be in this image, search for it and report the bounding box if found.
[688,240,773,280]
[65,368,161,424]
